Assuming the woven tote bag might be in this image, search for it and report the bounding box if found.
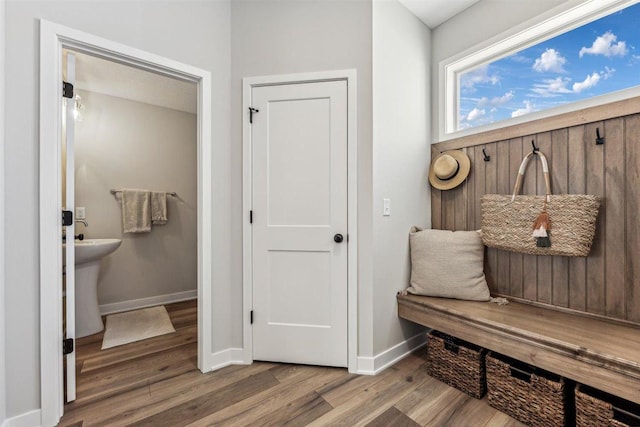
[481,150,600,257]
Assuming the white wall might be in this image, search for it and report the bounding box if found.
[372,0,431,355]
[74,91,197,308]
[431,0,573,141]
[230,0,376,356]
[3,0,230,419]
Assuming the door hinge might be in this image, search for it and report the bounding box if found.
[250,210,253,224]
[250,310,254,324]
[63,338,74,355]
[63,81,74,99]
[62,210,73,226]
[248,107,259,124]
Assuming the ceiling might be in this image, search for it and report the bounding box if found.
[397,0,480,28]
[67,50,197,114]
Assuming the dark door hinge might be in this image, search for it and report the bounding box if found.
[62,210,73,226]
[63,82,74,99]
[249,107,259,124]
[63,338,74,355]
[250,210,253,224]
[250,310,254,324]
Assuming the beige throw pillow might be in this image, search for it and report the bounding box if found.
[407,226,490,301]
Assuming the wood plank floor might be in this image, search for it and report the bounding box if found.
[59,300,525,426]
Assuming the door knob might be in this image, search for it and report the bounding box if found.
[334,234,344,243]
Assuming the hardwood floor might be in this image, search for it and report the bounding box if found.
[59,300,525,426]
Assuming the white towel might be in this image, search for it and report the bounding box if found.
[151,191,168,225]
[122,189,151,233]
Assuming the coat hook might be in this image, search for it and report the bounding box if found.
[531,140,539,154]
[596,127,605,145]
[482,148,491,161]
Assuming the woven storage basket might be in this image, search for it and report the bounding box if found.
[576,384,640,427]
[481,150,600,256]
[426,330,486,399]
[486,352,568,426]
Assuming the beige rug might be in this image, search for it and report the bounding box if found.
[102,305,175,350]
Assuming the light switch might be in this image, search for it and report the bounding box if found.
[76,207,86,219]
[383,198,391,216]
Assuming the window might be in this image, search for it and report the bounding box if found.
[444,0,640,136]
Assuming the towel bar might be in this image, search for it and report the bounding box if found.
[110,189,177,197]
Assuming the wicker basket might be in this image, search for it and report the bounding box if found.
[426,330,486,399]
[486,352,568,426]
[576,384,640,426]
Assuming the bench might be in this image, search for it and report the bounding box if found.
[397,293,640,405]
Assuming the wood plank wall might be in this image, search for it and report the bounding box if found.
[431,103,640,325]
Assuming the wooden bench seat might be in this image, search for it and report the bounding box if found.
[397,293,640,405]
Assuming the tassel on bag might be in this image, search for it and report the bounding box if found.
[533,202,551,247]
[533,211,550,232]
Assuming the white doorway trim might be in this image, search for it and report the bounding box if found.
[39,20,212,426]
[242,70,358,373]
[0,0,6,424]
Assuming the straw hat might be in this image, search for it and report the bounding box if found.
[428,150,471,190]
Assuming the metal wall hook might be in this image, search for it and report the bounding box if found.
[248,107,259,124]
[531,140,539,154]
[482,148,491,161]
[596,127,605,145]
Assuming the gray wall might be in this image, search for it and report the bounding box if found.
[74,91,197,308]
[431,0,573,141]
[372,0,431,355]
[2,0,593,421]
[230,0,375,355]
[3,0,230,418]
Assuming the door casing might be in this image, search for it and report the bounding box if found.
[242,70,358,372]
[39,20,212,426]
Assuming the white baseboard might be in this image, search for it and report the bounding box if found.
[204,348,247,372]
[99,290,197,315]
[356,332,427,375]
[1,410,41,427]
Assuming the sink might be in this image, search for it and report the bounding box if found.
[63,238,122,266]
[62,238,122,337]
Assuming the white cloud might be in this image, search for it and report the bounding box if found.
[530,66,614,97]
[601,66,615,79]
[512,101,536,118]
[474,91,514,109]
[579,31,628,58]
[491,91,514,106]
[460,65,500,93]
[572,72,601,93]
[531,77,572,97]
[509,54,532,64]
[533,49,567,73]
[466,108,486,121]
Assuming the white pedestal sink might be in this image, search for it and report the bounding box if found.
[64,239,122,338]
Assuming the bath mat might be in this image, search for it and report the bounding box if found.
[102,306,175,350]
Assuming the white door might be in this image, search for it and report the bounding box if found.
[64,51,77,402]
[251,80,348,367]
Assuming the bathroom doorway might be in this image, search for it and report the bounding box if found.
[63,48,199,403]
[40,21,213,426]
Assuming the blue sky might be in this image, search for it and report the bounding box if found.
[459,2,640,130]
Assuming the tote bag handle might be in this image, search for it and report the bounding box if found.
[511,151,551,203]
